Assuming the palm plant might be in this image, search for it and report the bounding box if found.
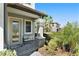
[58,22,79,52]
[49,22,79,52]
[45,21,79,55]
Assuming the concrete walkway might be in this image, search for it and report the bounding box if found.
[30,51,42,56]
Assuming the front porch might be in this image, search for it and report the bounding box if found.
[9,39,45,56]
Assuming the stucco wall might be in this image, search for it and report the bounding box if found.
[7,13,36,46]
[23,20,35,41]
[0,3,4,50]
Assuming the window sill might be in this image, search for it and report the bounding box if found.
[24,32,32,34]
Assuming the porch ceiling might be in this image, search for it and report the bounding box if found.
[7,7,40,19]
[7,3,47,17]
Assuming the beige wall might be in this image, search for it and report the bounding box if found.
[0,3,4,50]
[7,15,36,46]
[7,6,37,46]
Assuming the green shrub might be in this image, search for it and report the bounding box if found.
[62,22,79,51]
[48,32,63,48]
[45,39,56,55]
[0,49,16,56]
[48,22,79,51]
[45,22,79,55]
[48,38,57,51]
[72,44,79,56]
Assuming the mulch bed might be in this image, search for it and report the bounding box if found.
[38,45,72,56]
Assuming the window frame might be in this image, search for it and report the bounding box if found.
[24,20,32,34]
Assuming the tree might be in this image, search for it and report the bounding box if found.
[43,15,53,32]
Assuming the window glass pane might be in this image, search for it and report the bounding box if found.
[12,21,19,42]
[26,21,31,32]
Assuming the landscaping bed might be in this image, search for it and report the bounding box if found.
[39,22,79,56]
[38,45,72,56]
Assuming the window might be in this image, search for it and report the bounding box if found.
[25,21,32,33]
[12,21,20,42]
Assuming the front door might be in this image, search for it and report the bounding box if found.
[9,17,21,45]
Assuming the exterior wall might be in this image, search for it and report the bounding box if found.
[7,6,36,46]
[0,3,4,50]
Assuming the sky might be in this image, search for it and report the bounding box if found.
[35,3,79,27]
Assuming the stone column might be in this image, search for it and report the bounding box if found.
[0,3,4,50]
[37,18,45,38]
[36,18,45,47]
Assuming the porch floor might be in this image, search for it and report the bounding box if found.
[11,40,39,56]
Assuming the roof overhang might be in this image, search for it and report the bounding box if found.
[7,3,47,17]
